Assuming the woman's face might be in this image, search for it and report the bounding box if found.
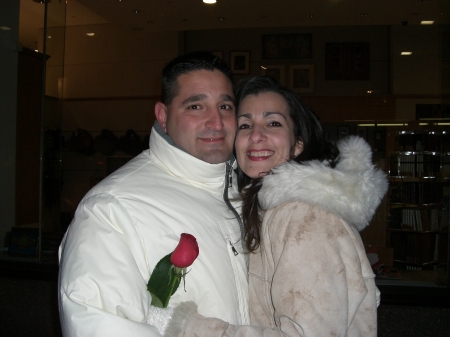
[235,92,303,179]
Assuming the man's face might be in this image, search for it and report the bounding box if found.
[156,70,236,164]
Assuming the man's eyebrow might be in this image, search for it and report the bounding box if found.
[181,94,207,106]
[221,94,235,103]
[181,94,235,106]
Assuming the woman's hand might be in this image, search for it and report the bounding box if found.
[146,301,197,336]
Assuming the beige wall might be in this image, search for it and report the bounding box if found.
[53,24,447,218]
[0,0,20,244]
[186,25,390,96]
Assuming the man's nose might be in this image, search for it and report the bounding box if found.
[205,108,224,130]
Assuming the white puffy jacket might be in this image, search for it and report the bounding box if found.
[58,122,250,337]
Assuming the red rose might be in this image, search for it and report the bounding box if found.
[170,233,199,268]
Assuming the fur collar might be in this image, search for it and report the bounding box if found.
[259,136,388,231]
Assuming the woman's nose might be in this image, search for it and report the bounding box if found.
[249,125,266,143]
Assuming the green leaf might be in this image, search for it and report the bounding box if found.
[147,253,181,308]
[149,292,164,308]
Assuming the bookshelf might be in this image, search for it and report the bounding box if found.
[387,129,449,274]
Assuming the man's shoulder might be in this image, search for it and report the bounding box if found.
[84,151,156,198]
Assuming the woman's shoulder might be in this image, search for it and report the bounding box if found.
[264,201,349,234]
[260,136,388,231]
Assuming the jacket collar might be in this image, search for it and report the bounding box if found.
[259,136,388,231]
[149,121,234,196]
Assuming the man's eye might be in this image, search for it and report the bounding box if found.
[238,124,251,129]
[188,105,201,110]
[219,104,234,110]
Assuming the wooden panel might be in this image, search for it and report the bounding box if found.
[301,96,395,123]
[15,48,44,226]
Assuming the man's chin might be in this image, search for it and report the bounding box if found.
[198,151,232,165]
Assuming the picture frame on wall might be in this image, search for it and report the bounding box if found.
[230,51,250,74]
[325,43,370,80]
[289,64,314,93]
[262,34,312,60]
[261,64,286,85]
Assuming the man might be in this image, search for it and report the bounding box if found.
[58,51,249,336]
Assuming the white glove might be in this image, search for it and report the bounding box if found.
[146,304,176,335]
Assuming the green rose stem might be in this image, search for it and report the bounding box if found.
[147,253,182,308]
[147,233,199,308]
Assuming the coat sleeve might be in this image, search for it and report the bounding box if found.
[176,203,375,337]
[58,193,162,337]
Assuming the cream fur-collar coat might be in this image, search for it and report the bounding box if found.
[169,136,388,337]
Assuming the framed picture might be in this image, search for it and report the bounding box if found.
[230,51,250,74]
[338,126,350,140]
[261,64,286,85]
[289,64,314,93]
[262,34,312,60]
[356,126,367,140]
[8,227,39,256]
[325,43,370,80]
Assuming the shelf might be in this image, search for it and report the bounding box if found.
[387,203,444,208]
[388,228,446,234]
[388,177,449,182]
[393,259,438,267]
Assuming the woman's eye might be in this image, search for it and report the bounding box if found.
[269,121,282,127]
[238,124,251,129]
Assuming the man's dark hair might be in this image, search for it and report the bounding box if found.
[161,51,233,105]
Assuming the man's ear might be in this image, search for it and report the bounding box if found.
[294,140,304,157]
[155,102,168,132]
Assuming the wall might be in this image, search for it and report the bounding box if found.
[186,25,390,96]
[52,26,178,217]
[54,24,447,219]
[390,24,446,120]
[0,0,20,246]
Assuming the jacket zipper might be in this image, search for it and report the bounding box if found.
[224,159,245,255]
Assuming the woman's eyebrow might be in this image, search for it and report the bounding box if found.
[237,113,252,119]
[264,111,289,120]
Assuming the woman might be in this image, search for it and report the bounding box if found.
[161,76,388,336]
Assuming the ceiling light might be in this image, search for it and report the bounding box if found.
[360,13,368,17]
[134,10,141,14]
[261,66,267,69]
[421,21,434,25]
[33,0,51,3]
[86,33,95,36]
[401,51,412,55]
[307,14,314,18]
[219,17,225,21]
[203,0,217,3]
[1,26,12,30]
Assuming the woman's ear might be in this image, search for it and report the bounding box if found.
[154,102,168,132]
[293,140,304,157]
